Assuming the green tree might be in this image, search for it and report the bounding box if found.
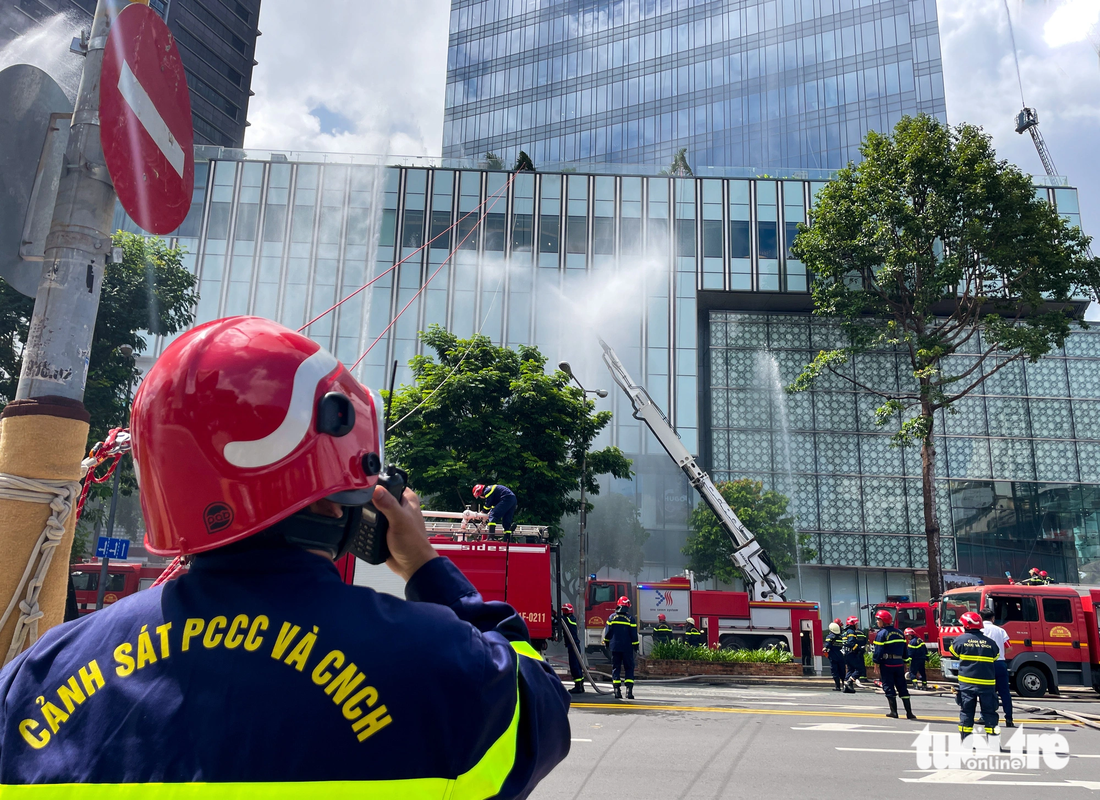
[513,151,535,172]
[664,147,693,176]
[683,479,809,585]
[1,232,198,549]
[386,325,633,537]
[789,115,1099,596]
[560,492,650,598]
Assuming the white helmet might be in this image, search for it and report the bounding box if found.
[686,617,696,625]
[829,622,841,634]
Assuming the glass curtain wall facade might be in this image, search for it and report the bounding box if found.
[116,149,1096,617]
[444,0,947,171]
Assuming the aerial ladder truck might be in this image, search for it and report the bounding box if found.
[600,339,788,602]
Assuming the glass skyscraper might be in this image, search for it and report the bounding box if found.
[443,0,947,170]
[111,147,1097,623]
[0,0,261,148]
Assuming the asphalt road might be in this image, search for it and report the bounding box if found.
[529,680,1100,798]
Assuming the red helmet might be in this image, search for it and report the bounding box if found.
[903,628,916,637]
[960,611,983,631]
[472,484,486,499]
[1040,570,1048,577]
[832,618,841,626]
[875,609,893,626]
[657,614,666,622]
[1029,568,1039,575]
[617,596,631,607]
[132,317,384,556]
[845,616,859,627]
[562,603,573,615]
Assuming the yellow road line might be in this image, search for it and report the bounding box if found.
[574,703,1077,725]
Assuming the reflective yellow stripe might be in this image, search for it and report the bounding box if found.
[958,655,996,662]
[3,676,526,799]
[958,676,996,685]
[510,640,544,662]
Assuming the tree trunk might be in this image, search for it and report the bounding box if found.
[921,423,944,599]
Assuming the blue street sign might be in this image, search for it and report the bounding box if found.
[95,536,130,560]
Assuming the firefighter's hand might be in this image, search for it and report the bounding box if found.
[371,484,439,581]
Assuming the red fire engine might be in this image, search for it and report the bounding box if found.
[938,583,1100,698]
[69,561,180,614]
[584,576,823,670]
[338,511,562,648]
[870,600,939,649]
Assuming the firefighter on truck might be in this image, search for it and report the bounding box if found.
[0,317,570,797]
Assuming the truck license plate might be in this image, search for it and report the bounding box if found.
[943,659,959,672]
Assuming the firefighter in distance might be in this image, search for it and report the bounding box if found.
[824,622,845,691]
[683,617,705,647]
[842,616,867,692]
[560,604,584,694]
[602,596,639,699]
[904,627,929,690]
[652,614,673,645]
[0,317,570,796]
[872,609,917,720]
[949,611,1001,737]
[472,484,518,537]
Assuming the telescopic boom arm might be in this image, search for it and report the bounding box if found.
[600,339,787,601]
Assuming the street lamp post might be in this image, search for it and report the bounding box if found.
[558,361,607,667]
[95,345,136,612]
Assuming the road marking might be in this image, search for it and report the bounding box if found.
[837,747,914,753]
[570,738,592,742]
[900,771,1100,789]
[793,723,920,734]
[117,60,186,178]
[576,703,1077,724]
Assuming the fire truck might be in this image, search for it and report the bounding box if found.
[338,511,562,649]
[869,600,939,649]
[69,561,179,614]
[584,575,823,668]
[938,583,1100,698]
[596,342,822,669]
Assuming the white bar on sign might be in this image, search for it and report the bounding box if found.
[117,61,186,178]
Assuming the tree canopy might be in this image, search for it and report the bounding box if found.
[683,479,808,586]
[385,325,633,537]
[789,114,1099,595]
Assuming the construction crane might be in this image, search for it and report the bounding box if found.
[1003,0,1059,177]
[600,339,788,601]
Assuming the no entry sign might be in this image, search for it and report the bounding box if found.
[100,3,194,235]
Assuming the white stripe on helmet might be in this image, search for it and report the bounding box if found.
[223,348,339,468]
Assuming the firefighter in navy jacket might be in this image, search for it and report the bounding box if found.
[0,317,570,798]
[842,616,866,692]
[949,612,1001,736]
[904,628,929,690]
[872,609,917,720]
[560,604,584,694]
[602,597,639,700]
[824,622,846,691]
[473,484,518,536]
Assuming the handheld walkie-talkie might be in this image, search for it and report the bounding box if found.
[350,465,408,565]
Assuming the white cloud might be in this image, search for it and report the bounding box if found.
[246,0,449,157]
[1043,0,1100,47]
[938,0,1100,236]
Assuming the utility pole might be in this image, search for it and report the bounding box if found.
[0,0,118,659]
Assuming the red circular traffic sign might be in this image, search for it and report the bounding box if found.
[100,3,194,235]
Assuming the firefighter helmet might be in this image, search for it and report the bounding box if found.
[132,316,384,557]
[657,614,666,622]
[874,609,894,626]
[903,628,917,637]
[846,616,859,627]
[562,604,573,615]
[829,622,841,635]
[617,596,631,607]
[472,484,486,499]
[686,617,696,625]
[1040,570,1049,577]
[1029,567,1039,575]
[960,611,983,631]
